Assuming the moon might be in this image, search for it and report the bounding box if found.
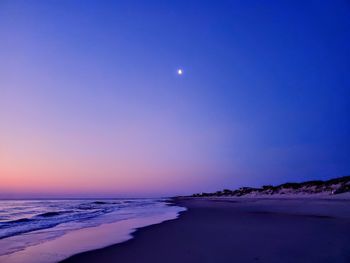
[177,69,183,75]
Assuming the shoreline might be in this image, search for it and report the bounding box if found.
[59,199,188,263]
[0,199,185,263]
[62,196,350,263]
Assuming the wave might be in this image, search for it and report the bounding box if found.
[0,202,120,239]
[0,199,169,240]
[37,211,72,217]
[0,218,34,230]
[6,218,33,224]
[91,201,109,205]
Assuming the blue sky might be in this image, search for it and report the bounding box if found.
[1,0,349,197]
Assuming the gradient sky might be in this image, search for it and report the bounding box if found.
[1,1,349,198]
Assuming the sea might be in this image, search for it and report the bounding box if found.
[0,198,185,263]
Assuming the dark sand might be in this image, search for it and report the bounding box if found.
[62,197,350,263]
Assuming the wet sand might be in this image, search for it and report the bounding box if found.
[62,197,350,263]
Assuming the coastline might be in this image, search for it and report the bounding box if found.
[62,196,350,263]
[0,199,185,263]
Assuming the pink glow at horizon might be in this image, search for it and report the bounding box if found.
[1,109,235,197]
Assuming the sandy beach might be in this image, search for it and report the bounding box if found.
[62,196,350,263]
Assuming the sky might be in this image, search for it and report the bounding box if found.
[1,0,349,198]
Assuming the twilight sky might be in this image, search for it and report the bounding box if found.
[1,1,349,198]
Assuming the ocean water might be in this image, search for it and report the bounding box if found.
[0,199,185,263]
